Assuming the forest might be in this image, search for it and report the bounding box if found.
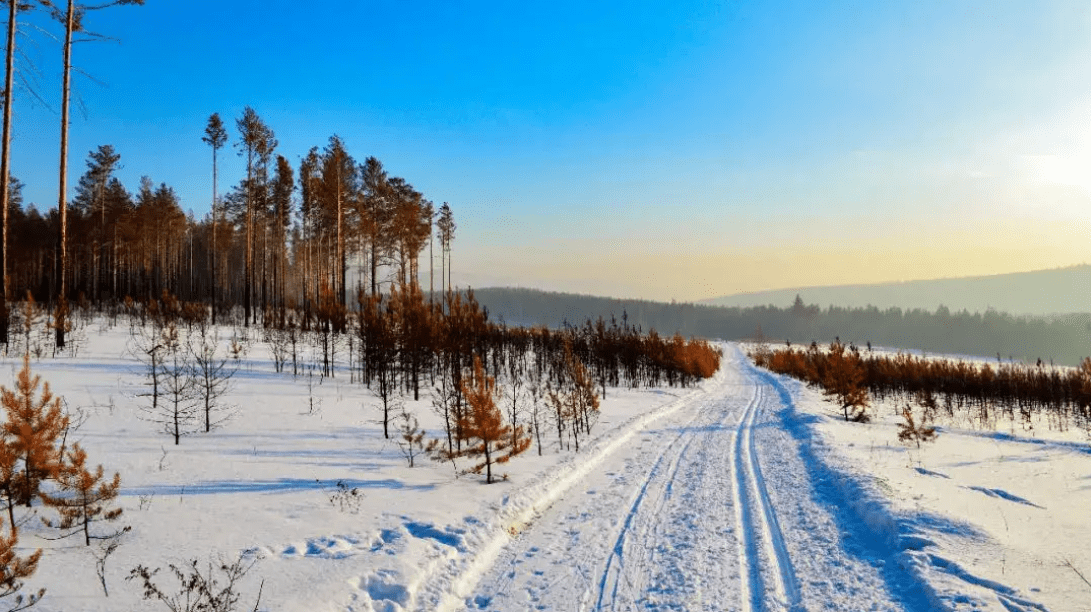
[751,338,1091,435]
[469,287,1091,367]
[2,120,454,342]
[0,3,474,350]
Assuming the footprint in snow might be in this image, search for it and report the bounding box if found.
[370,528,402,552]
[348,570,410,611]
[403,519,467,551]
[276,535,363,559]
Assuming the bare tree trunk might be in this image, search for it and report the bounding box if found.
[211,145,218,325]
[98,180,105,303]
[113,226,118,298]
[302,216,309,320]
[244,148,252,328]
[0,0,16,346]
[260,216,267,323]
[370,240,377,298]
[336,167,345,309]
[428,227,433,307]
[56,0,74,350]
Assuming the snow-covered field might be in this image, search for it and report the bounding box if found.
[8,320,1091,611]
[759,358,1091,611]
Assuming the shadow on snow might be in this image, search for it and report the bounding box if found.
[747,355,984,612]
[121,477,435,497]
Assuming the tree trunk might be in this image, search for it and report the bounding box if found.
[56,0,74,350]
[244,148,252,328]
[483,442,492,484]
[0,0,16,346]
[336,168,345,310]
[370,238,378,297]
[211,145,218,325]
[428,229,433,307]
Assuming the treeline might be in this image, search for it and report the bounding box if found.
[469,288,1091,367]
[104,286,720,477]
[0,3,460,355]
[4,119,457,336]
[752,340,1091,432]
[122,285,721,398]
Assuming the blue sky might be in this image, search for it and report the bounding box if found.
[8,0,1091,301]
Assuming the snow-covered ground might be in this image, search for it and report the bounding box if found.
[753,356,1091,611]
[9,319,1091,611]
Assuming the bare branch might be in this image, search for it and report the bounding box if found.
[1064,557,1091,591]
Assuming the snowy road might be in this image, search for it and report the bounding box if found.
[460,347,912,612]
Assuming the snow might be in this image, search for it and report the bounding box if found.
[742,342,1090,611]
[9,319,1091,611]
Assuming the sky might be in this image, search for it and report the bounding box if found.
[6,0,1091,302]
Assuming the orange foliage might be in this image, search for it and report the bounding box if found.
[0,520,42,607]
[754,340,1091,430]
[0,355,69,513]
[458,355,531,483]
[42,443,124,546]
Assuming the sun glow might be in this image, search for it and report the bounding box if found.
[1023,154,1091,193]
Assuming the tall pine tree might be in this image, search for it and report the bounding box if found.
[202,113,227,324]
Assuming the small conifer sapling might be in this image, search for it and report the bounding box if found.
[897,404,937,449]
[0,354,69,510]
[459,356,531,484]
[42,443,125,546]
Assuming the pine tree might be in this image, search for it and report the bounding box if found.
[897,404,937,449]
[235,107,273,327]
[0,515,43,610]
[0,434,19,538]
[0,0,33,348]
[298,148,321,318]
[71,145,122,304]
[821,340,870,422]
[436,202,455,295]
[158,324,196,444]
[42,443,123,546]
[395,403,427,468]
[319,136,355,308]
[547,341,600,452]
[387,176,425,289]
[359,156,390,298]
[46,0,146,349]
[270,155,293,321]
[459,355,530,484]
[202,113,227,325]
[0,355,69,513]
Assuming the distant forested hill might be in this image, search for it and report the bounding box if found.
[464,287,1091,367]
[701,264,1091,316]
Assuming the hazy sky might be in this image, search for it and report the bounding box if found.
[8,0,1091,302]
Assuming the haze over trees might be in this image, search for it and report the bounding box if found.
[466,287,1091,368]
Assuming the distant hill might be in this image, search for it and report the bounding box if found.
[701,265,1091,316]
[466,286,1091,367]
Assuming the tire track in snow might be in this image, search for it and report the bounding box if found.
[426,365,730,612]
[731,383,762,611]
[591,381,753,611]
[732,373,802,611]
[462,346,919,611]
[454,353,812,612]
[593,414,702,610]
